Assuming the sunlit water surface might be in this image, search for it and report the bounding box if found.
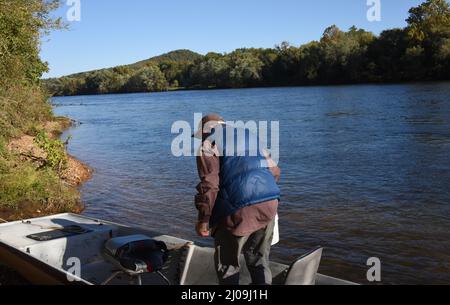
[53,83,450,284]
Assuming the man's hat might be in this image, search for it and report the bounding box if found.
[192,114,225,139]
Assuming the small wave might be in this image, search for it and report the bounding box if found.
[326,111,357,117]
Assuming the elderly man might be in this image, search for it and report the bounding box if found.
[193,114,281,285]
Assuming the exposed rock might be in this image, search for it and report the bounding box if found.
[60,155,93,186]
[44,117,73,138]
[7,135,46,166]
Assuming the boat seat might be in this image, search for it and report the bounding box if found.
[178,244,323,285]
[102,234,170,285]
[178,243,217,285]
[283,247,323,285]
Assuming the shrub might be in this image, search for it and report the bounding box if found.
[0,160,79,211]
[34,130,68,171]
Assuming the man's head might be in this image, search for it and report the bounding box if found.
[192,114,225,139]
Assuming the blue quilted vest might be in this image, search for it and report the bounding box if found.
[207,125,281,227]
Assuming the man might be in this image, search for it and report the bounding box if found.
[193,114,281,285]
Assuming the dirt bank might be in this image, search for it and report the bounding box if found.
[8,117,93,186]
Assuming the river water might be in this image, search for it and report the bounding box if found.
[53,83,450,284]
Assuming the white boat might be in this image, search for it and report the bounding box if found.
[0,213,357,285]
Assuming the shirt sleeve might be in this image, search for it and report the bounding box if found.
[195,153,220,223]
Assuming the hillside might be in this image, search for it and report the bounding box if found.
[44,0,450,97]
[43,49,204,96]
[130,49,203,68]
[53,49,203,79]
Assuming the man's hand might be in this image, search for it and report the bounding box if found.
[196,222,210,237]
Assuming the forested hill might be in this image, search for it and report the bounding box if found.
[44,0,450,97]
[130,49,203,68]
[44,49,203,95]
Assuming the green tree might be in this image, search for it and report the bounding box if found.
[159,61,190,88]
[405,0,450,78]
[298,41,322,83]
[228,49,264,87]
[271,42,301,85]
[0,0,64,138]
[189,55,230,88]
[0,0,63,87]
[318,26,358,82]
[124,65,168,92]
[368,29,409,81]
[407,0,450,43]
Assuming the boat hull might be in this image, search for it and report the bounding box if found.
[0,241,81,285]
[0,213,357,285]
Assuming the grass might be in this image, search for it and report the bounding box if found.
[0,141,80,216]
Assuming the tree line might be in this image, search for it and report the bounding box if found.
[45,0,450,96]
[1,0,61,139]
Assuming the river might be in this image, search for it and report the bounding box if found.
[53,83,450,284]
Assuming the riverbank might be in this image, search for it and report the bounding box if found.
[0,117,92,222]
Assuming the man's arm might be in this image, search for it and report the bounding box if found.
[195,151,220,235]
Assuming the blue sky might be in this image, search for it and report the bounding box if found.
[41,0,425,78]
